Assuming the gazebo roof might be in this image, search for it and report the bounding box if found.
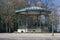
[16,6,50,13]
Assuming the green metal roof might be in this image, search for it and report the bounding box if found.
[16,8,26,12]
[16,6,50,13]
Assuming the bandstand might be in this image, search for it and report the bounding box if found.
[15,6,51,33]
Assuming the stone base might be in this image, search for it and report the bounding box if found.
[17,29,27,32]
[17,29,41,33]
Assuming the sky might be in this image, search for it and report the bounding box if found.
[54,0,60,6]
[42,0,60,15]
[54,0,60,14]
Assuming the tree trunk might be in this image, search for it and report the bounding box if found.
[6,23,8,33]
[9,27,11,33]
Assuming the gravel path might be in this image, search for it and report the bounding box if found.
[0,33,60,40]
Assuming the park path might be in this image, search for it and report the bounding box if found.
[0,33,60,40]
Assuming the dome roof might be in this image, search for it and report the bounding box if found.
[16,6,50,13]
